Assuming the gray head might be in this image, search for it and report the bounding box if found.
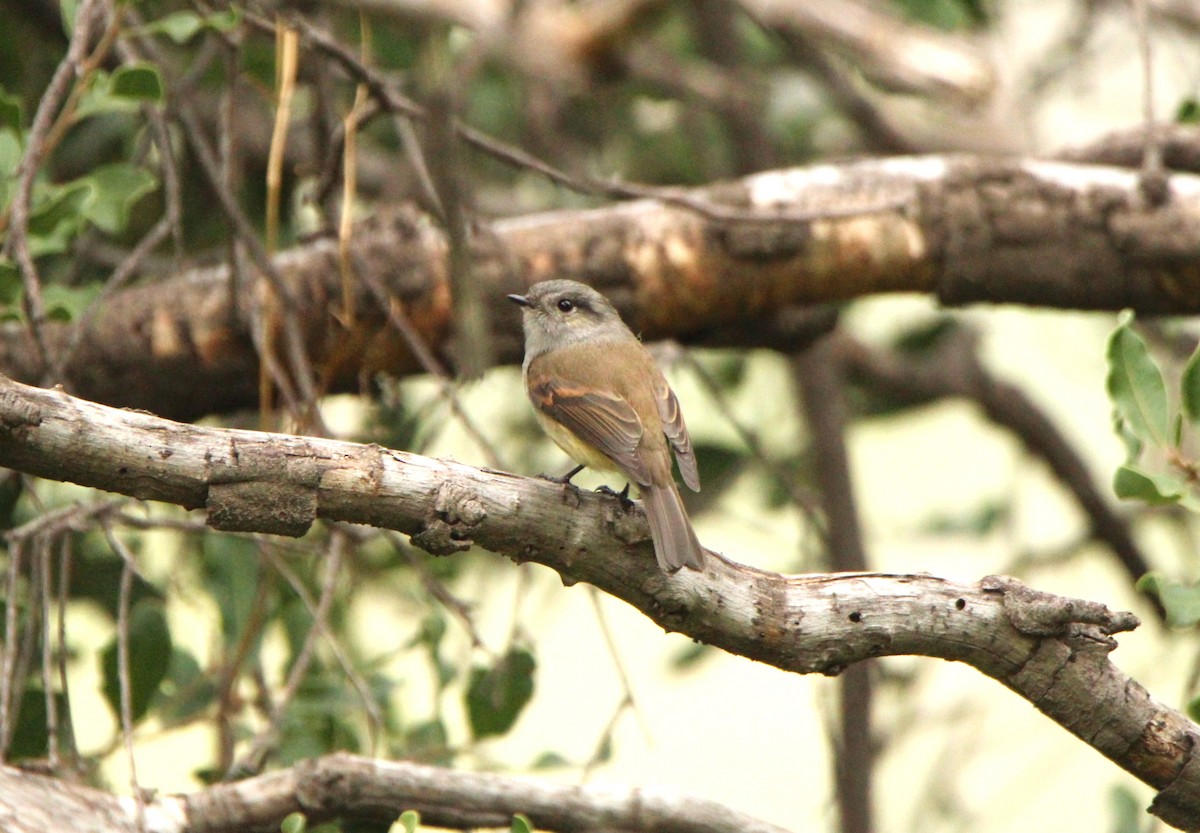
[508,280,634,361]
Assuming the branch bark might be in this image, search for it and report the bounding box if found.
[0,752,792,833]
[6,156,1200,420]
[0,375,1197,828]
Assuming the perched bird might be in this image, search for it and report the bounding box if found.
[508,280,705,572]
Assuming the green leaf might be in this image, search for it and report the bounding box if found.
[1183,344,1200,426]
[101,600,173,723]
[141,11,205,43]
[109,65,164,104]
[510,814,534,833]
[0,260,21,308]
[42,283,101,323]
[281,812,307,833]
[158,648,218,723]
[1113,465,1185,504]
[1137,574,1200,627]
[390,810,420,833]
[28,180,92,257]
[0,128,22,214]
[1106,311,1170,448]
[138,7,242,43]
[1107,784,1142,833]
[81,163,157,235]
[465,647,536,739]
[670,641,714,671]
[203,535,265,647]
[530,750,571,769]
[1178,98,1200,125]
[408,612,456,690]
[404,719,450,764]
[8,685,68,760]
[0,89,23,135]
[75,70,156,119]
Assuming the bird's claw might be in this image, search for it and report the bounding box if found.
[596,483,634,510]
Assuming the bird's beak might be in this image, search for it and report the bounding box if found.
[507,293,531,307]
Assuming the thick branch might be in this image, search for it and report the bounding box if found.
[4,157,1200,419]
[0,376,1197,828]
[0,753,791,833]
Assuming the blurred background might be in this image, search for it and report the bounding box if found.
[2,0,1200,831]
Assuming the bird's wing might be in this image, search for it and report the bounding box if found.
[529,378,653,485]
[653,373,700,492]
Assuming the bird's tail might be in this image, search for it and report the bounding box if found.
[642,481,706,572]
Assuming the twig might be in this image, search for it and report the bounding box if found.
[263,536,386,749]
[386,531,489,652]
[39,538,58,768]
[262,10,904,225]
[580,587,649,781]
[120,9,326,429]
[1133,0,1164,187]
[55,534,77,765]
[793,337,873,833]
[0,539,24,760]
[360,270,505,468]
[259,22,300,422]
[676,350,825,529]
[338,14,373,327]
[227,534,346,777]
[1,0,107,376]
[102,521,146,832]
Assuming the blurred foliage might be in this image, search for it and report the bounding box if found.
[1105,313,1200,631]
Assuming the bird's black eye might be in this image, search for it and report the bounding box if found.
[556,298,575,313]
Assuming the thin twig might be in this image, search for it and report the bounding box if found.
[1,0,107,375]
[580,587,649,782]
[1132,0,1164,182]
[676,350,825,528]
[263,536,386,749]
[102,522,146,832]
[360,270,505,468]
[228,535,346,777]
[39,538,58,768]
[120,10,326,429]
[338,14,373,328]
[263,10,903,225]
[385,531,488,652]
[55,535,77,765]
[259,22,301,423]
[0,539,25,760]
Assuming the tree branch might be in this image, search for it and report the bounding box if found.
[0,375,1196,828]
[0,752,793,833]
[4,156,1200,419]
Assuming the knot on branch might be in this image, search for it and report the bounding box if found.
[292,753,361,818]
[411,481,485,556]
[204,441,321,537]
[981,575,1139,637]
[0,387,42,433]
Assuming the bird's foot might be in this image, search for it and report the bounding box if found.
[596,482,634,510]
[538,464,584,486]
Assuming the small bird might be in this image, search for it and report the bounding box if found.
[508,280,705,573]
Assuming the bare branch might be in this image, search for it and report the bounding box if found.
[0,751,793,833]
[2,157,1200,420]
[0,376,1193,827]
